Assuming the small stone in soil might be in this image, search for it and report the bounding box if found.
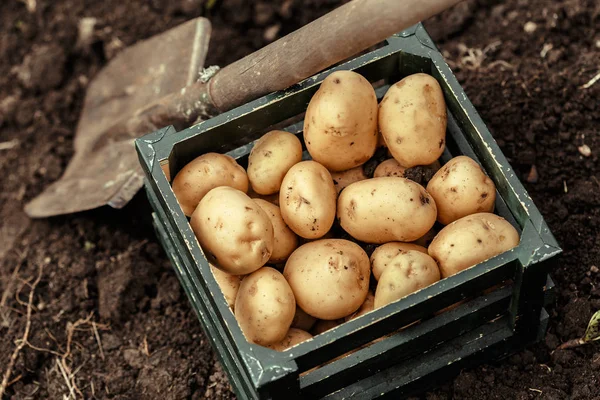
[0,94,19,123]
[524,21,537,33]
[526,165,539,183]
[263,24,281,42]
[578,144,591,157]
[76,17,97,50]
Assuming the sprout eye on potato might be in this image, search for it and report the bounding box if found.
[176,72,521,350]
[172,152,249,216]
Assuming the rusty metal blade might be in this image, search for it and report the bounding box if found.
[25,17,211,218]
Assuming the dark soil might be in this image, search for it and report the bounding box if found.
[0,0,598,399]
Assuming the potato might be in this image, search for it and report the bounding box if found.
[373,159,406,178]
[379,73,447,168]
[191,187,273,275]
[209,263,243,309]
[254,199,298,263]
[267,328,313,351]
[284,239,370,320]
[344,291,375,321]
[234,267,296,345]
[280,161,337,239]
[291,306,317,331]
[311,319,344,335]
[426,156,497,225]
[428,212,520,278]
[248,130,303,195]
[304,71,378,171]
[337,177,437,244]
[374,250,440,309]
[370,242,428,281]
[331,166,368,195]
[172,153,249,216]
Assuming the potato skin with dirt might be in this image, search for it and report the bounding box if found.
[304,71,378,171]
[191,187,273,275]
[283,239,370,320]
[209,263,243,309]
[254,199,298,263]
[248,130,303,195]
[373,158,406,178]
[279,161,337,239]
[370,242,428,280]
[427,156,497,225]
[374,250,440,309]
[331,166,368,195]
[379,73,447,168]
[267,328,313,351]
[172,153,249,216]
[337,177,437,244]
[235,267,296,345]
[428,212,520,278]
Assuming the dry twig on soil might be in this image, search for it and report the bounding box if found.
[580,70,600,89]
[52,313,109,399]
[0,264,43,397]
[0,139,19,151]
[18,0,36,12]
[0,250,28,328]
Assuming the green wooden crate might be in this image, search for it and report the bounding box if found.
[136,23,561,399]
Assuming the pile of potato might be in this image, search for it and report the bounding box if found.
[171,71,520,351]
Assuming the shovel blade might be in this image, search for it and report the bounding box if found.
[25,17,211,218]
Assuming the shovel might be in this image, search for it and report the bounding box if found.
[25,0,463,218]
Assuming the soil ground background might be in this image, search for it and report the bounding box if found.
[0,0,599,398]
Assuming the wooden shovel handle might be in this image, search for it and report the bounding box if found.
[209,0,463,112]
[121,0,462,136]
